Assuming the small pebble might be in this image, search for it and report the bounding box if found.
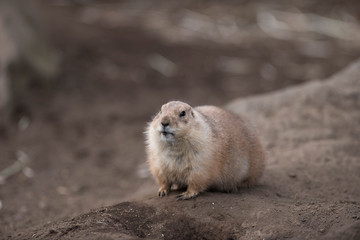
[23,167,34,178]
[288,173,297,178]
[56,186,69,195]
[18,116,30,131]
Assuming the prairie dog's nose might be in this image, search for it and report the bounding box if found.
[161,116,170,127]
[161,122,169,127]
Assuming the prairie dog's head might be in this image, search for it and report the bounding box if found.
[151,101,195,142]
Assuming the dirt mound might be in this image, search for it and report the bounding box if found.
[19,200,235,240]
[10,59,360,240]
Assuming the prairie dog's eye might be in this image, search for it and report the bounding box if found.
[179,111,186,117]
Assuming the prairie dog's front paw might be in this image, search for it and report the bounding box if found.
[158,187,170,197]
[176,191,199,200]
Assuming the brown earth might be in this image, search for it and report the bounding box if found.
[1,0,360,239]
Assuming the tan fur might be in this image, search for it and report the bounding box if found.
[145,101,265,200]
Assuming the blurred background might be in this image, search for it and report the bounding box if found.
[1,0,360,235]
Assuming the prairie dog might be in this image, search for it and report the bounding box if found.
[145,101,265,200]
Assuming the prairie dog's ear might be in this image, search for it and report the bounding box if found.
[191,110,195,118]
